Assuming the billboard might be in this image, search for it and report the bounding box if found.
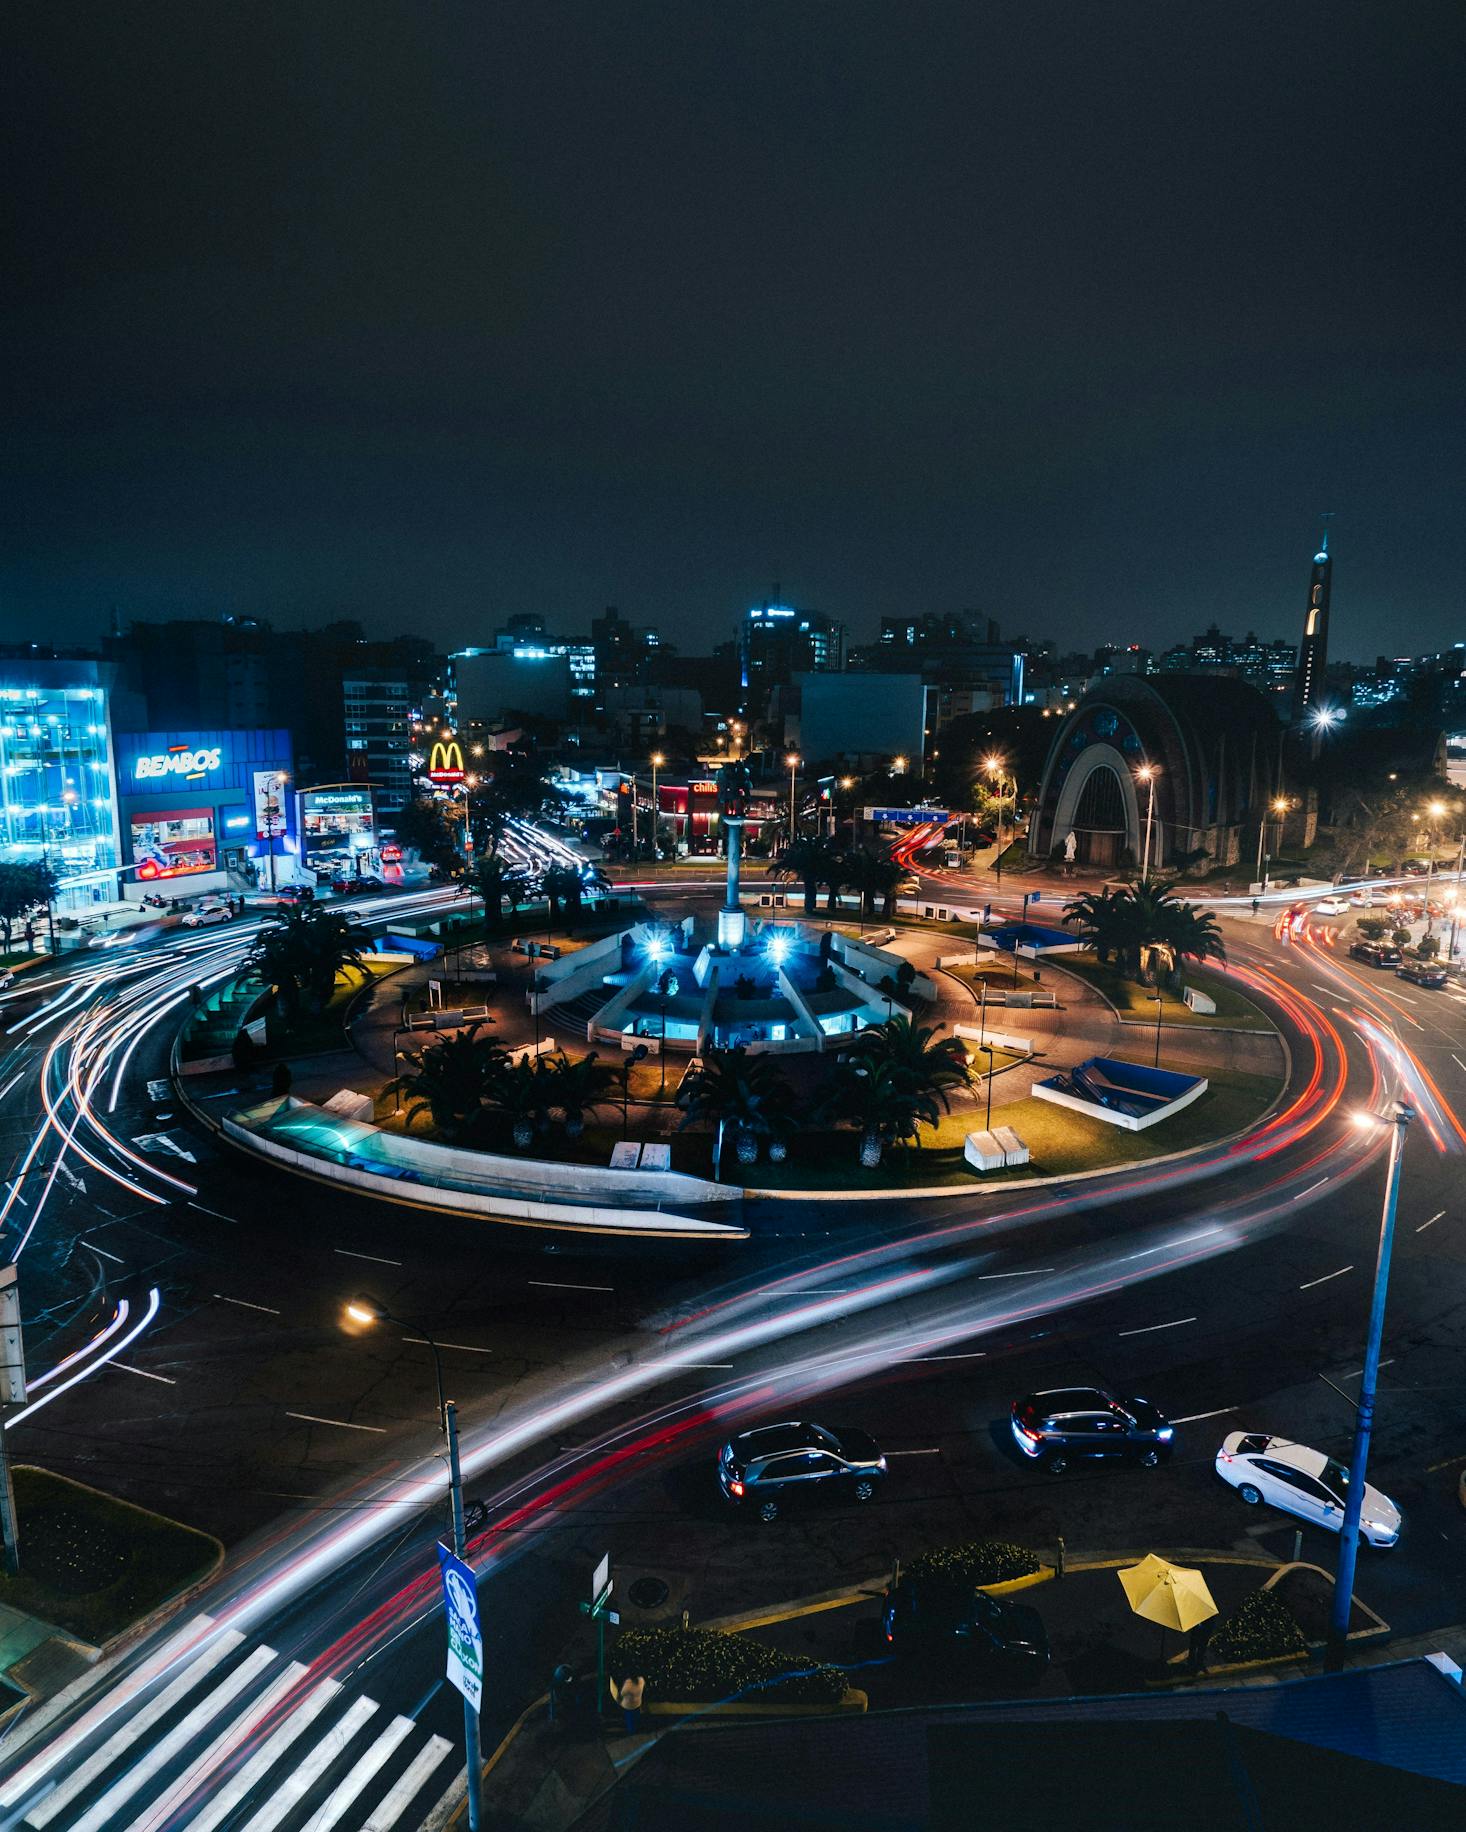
[863,806,951,826]
[130,809,216,879]
[301,786,374,834]
[253,770,289,842]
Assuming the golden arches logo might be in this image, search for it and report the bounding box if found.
[427,739,465,780]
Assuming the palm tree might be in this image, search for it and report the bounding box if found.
[851,1015,973,1104]
[771,838,836,916]
[387,1023,505,1142]
[1138,883,1226,981]
[676,1046,796,1178]
[486,1055,550,1149]
[462,852,529,932]
[541,864,586,931]
[245,904,369,1019]
[823,1056,948,1169]
[543,1051,616,1137]
[842,850,904,919]
[1062,886,1138,969]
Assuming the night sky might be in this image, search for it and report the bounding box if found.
[4,3,1464,661]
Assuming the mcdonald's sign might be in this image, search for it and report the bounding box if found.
[427,737,466,783]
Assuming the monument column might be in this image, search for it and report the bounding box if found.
[716,757,753,949]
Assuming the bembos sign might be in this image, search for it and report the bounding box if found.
[427,738,466,784]
[134,746,223,782]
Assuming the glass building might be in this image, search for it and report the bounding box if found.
[0,660,122,908]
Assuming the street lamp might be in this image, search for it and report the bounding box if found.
[786,753,800,843]
[1326,1104,1411,1670]
[1423,799,1447,931]
[344,1298,483,1830]
[650,752,665,861]
[983,754,1015,887]
[1256,794,1289,890]
[1151,988,1164,1067]
[1135,764,1159,882]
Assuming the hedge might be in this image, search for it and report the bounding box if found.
[903,1539,1041,1592]
[612,1626,847,1707]
[1210,1588,1305,1663]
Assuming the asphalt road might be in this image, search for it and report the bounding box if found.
[2,875,1465,1831]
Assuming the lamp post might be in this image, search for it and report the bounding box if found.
[1447,830,1466,963]
[1135,764,1158,882]
[1326,1103,1411,1670]
[786,753,800,843]
[981,1043,995,1132]
[343,1299,482,1830]
[1152,988,1164,1067]
[650,751,664,862]
[1255,794,1289,890]
[983,755,1015,888]
[1423,799,1446,933]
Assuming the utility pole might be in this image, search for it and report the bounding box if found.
[445,1401,483,1832]
[1327,1104,1410,1669]
[0,1265,27,1573]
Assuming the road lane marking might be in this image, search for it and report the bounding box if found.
[979,1269,1054,1280]
[185,1680,343,1832]
[1172,1407,1237,1423]
[114,1362,175,1384]
[1117,1317,1197,1337]
[1292,1177,1331,1201]
[885,1448,942,1457]
[1427,1453,1466,1473]
[188,1202,237,1223]
[1299,1265,1352,1290]
[903,1352,987,1361]
[527,1279,613,1291]
[84,1240,125,1264]
[237,1694,379,1832]
[20,1632,245,1821]
[334,1248,402,1266]
[1417,1212,1446,1232]
[65,1644,277,1832]
[362,1737,453,1832]
[298,1710,414,1832]
[1340,1359,1395,1378]
[403,1336,491,1354]
[214,1293,282,1314]
[1453,1056,1466,1073]
[286,1412,386,1433]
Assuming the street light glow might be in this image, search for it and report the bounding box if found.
[344,1298,380,1325]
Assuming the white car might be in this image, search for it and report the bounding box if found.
[181,900,234,928]
[1312,897,1348,916]
[1349,891,1376,909]
[1215,1432,1400,1548]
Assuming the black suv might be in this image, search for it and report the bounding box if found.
[883,1581,1049,1682]
[1397,960,1448,988]
[1010,1387,1174,1473]
[717,1420,886,1522]
[1349,940,1402,968]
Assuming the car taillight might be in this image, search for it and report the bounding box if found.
[1219,1452,1231,1464]
[729,1480,744,1497]
[1016,1422,1039,1443]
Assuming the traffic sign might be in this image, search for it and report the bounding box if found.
[437,1542,484,1714]
[863,807,950,826]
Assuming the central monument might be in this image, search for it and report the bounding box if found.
[716,755,753,948]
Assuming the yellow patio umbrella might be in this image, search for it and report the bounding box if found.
[1118,1554,1218,1638]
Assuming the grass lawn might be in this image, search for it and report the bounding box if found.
[0,1468,220,1646]
[942,959,1052,994]
[748,1064,1282,1189]
[0,950,43,972]
[1054,955,1274,1032]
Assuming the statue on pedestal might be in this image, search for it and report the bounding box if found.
[716,756,755,948]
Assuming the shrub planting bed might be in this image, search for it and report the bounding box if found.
[904,1539,1042,1592]
[0,1468,220,1645]
[1210,1588,1305,1664]
[613,1625,847,1707]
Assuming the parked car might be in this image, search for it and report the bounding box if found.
[716,1420,887,1522]
[1397,960,1448,988]
[181,898,234,928]
[882,1580,1049,1682]
[1312,897,1348,916]
[1399,859,1431,877]
[1348,890,1376,909]
[1009,1387,1174,1472]
[331,874,385,896]
[1349,941,1402,968]
[1215,1432,1401,1547]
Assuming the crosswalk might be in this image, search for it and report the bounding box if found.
[0,1620,462,1832]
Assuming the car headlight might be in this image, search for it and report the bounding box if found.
[1156,1427,1173,1440]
